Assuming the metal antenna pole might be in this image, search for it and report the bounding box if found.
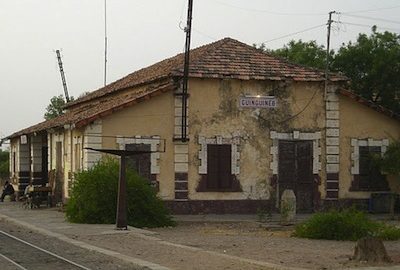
[56,50,70,103]
[181,0,193,142]
[104,0,108,86]
[324,11,336,98]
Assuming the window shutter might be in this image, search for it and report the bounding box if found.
[358,146,370,190]
[219,144,232,189]
[206,145,219,189]
[358,146,388,191]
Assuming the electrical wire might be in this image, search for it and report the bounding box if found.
[338,21,400,32]
[278,87,319,124]
[211,0,400,16]
[211,0,326,16]
[192,28,218,41]
[342,5,400,14]
[341,14,400,25]
[260,24,326,44]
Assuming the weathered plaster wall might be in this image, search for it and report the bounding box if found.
[101,90,175,200]
[188,78,326,202]
[339,95,400,199]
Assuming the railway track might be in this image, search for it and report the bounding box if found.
[0,230,91,270]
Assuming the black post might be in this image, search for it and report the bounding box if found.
[181,0,194,142]
[116,154,128,230]
[324,11,336,98]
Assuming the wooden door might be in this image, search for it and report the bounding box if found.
[278,140,313,212]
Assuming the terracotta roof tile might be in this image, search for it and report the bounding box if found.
[66,37,347,108]
[340,88,400,121]
[6,80,175,139]
[7,37,349,139]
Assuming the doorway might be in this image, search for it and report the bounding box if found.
[278,140,314,212]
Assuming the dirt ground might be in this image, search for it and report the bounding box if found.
[76,221,400,270]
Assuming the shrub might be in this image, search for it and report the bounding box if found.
[293,208,400,241]
[66,157,175,228]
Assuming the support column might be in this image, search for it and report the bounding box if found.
[173,87,189,201]
[30,135,44,186]
[174,143,189,200]
[17,136,30,193]
[325,86,340,200]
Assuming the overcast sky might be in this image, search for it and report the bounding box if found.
[1,0,399,142]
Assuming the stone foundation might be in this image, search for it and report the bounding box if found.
[165,200,274,215]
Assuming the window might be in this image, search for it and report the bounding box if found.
[197,136,242,192]
[358,146,388,190]
[206,144,232,190]
[126,143,151,181]
[353,146,389,191]
[74,143,81,171]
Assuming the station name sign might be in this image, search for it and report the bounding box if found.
[239,96,278,108]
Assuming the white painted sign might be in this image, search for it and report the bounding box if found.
[239,96,278,108]
[20,135,27,144]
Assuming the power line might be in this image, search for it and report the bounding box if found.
[211,0,326,16]
[342,5,400,14]
[341,14,400,25]
[338,21,400,32]
[211,0,400,17]
[260,24,326,44]
[192,28,217,41]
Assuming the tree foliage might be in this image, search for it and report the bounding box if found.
[0,149,9,179]
[379,141,400,176]
[44,95,66,120]
[332,26,400,113]
[66,157,175,228]
[268,40,331,70]
[260,27,400,113]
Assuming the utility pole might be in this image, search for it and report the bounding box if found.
[56,50,70,103]
[324,11,336,98]
[104,0,108,86]
[180,0,194,142]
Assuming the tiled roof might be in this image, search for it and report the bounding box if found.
[340,88,400,121]
[66,37,347,108]
[6,80,175,139]
[7,37,349,139]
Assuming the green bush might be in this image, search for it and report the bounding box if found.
[293,208,400,241]
[375,223,400,240]
[66,158,175,228]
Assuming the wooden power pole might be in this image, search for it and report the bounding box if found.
[180,0,194,142]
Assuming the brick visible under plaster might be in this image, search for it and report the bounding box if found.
[326,146,339,155]
[326,128,339,137]
[326,101,339,110]
[326,119,339,128]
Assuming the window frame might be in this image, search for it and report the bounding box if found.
[350,138,390,192]
[197,136,242,192]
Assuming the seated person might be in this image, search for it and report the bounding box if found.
[0,181,15,202]
[20,184,32,201]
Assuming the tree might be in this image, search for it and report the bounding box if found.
[44,95,66,120]
[380,140,400,176]
[0,149,9,180]
[258,40,332,70]
[332,26,400,113]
